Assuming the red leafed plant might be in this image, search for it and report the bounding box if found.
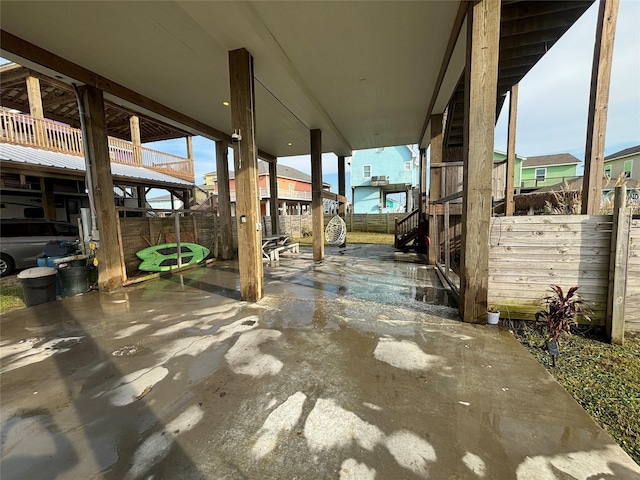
[535,285,592,343]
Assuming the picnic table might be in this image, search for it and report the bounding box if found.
[261,234,299,261]
[262,235,289,258]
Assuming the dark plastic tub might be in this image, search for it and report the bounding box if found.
[17,267,58,307]
[58,265,89,297]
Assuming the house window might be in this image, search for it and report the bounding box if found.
[289,183,294,195]
[604,165,612,177]
[363,165,372,179]
[404,161,411,171]
[535,168,546,183]
[624,160,632,178]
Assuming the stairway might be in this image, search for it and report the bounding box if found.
[394,208,423,250]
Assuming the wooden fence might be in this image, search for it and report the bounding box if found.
[343,213,399,234]
[626,218,640,331]
[117,215,216,278]
[487,214,613,324]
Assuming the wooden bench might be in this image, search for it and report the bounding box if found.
[265,242,300,262]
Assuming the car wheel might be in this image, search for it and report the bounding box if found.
[0,254,15,277]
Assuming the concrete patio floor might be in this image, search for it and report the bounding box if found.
[1,244,638,479]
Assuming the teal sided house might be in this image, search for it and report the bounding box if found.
[351,146,418,214]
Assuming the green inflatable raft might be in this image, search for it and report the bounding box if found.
[136,242,210,272]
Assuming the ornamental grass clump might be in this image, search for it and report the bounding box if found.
[535,285,592,343]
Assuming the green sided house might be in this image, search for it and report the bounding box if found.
[519,153,581,190]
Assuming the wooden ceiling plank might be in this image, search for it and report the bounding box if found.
[501,1,593,22]
[500,26,570,50]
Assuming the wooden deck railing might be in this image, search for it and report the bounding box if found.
[394,208,420,248]
[0,110,194,182]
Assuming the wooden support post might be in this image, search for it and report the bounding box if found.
[505,83,518,216]
[137,186,146,208]
[419,148,427,215]
[338,155,346,218]
[444,201,450,275]
[39,177,56,221]
[174,213,182,268]
[428,114,443,265]
[582,0,620,215]
[338,155,347,247]
[186,136,194,161]
[215,141,234,260]
[229,47,263,301]
[606,186,629,344]
[77,85,123,292]
[269,161,279,234]
[115,216,128,282]
[130,115,142,165]
[26,75,46,146]
[460,0,500,323]
[311,129,324,261]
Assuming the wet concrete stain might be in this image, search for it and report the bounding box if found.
[0,244,638,479]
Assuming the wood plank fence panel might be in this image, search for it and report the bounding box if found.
[488,214,613,324]
[118,216,215,277]
[625,219,640,331]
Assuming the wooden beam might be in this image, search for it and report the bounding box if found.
[338,155,346,217]
[26,75,44,119]
[215,142,234,260]
[419,148,427,215]
[311,129,324,261]
[501,1,591,22]
[269,160,279,234]
[136,185,146,208]
[77,84,123,292]
[26,75,46,146]
[41,91,77,109]
[582,0,620,215]
[430,162,464,168]
[505,83,518,216]
[418,1,468,146]
[428,114,443,265]
[606,186,629,344]
[460,0,500,323]
[39,177,56,221]
[130,115,142,165]
[186,136,194,161]
[229,48,263,301]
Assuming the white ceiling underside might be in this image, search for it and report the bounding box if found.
[0,1,465,158]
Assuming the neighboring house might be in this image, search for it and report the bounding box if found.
[202,161,331,216]
[604,145,640,181]
[351,146,417,214]
[146,194,184,211]
[520,153,581,189]
[492,151,525,200]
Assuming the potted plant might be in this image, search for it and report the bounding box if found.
[535,285,592,363]
[487,306,500,325]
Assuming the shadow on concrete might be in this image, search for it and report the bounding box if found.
[0,299,205,480]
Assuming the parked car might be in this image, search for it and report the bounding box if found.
[0,219,80,277]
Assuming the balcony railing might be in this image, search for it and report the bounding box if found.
[519,176,572,189]
[0,110,194,182]
[228,187,313,202]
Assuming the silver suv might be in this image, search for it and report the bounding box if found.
[0,219,79,276]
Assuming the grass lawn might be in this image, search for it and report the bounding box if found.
[0,275,25,313]
[291,231,394,246]
[510,323,640,464]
